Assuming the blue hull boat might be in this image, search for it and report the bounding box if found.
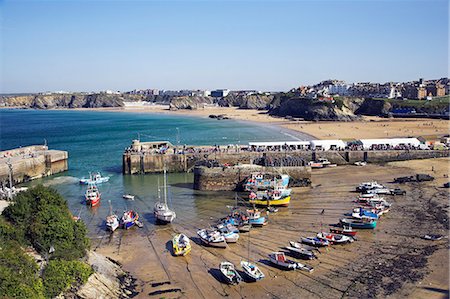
[249,216,267,227]
[340,218,377,229]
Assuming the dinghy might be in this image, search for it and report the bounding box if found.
[219,262,242,285]
[122,194,135,200]
[240,261,265,281]
[197,229,227,248]
[172,234,191,256]
[216,223,239,243]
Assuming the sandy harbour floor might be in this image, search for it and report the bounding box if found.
[95,157,449,299]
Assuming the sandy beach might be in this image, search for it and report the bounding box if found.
[76,106,450,140]
[93,157,449,299]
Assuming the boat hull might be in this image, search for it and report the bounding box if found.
[340,219,377,229]
[249,196,290,207]
[249,217,268,227]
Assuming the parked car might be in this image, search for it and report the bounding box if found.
[390,188,406,195]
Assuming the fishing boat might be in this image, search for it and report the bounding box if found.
[216,223,239,243]
[106,200,119,232]
[80,172,110,185]
[268,252,314,272]
[244,173,289,191]
[285,246,317,260]
[329,226,357,237]
[197,229,227,248]
[317,232,354,244]
[351,207,379,220]
[301,237,330,247]
[240,261,265,281]
[219,262,242,285]
[249,192,291,207]
[85,184,101,206]
[247,209,268,227]
[122,194,135,200]
[340,218,377,229]
[172,234,191,256]
[121,210,139,229]
[154,169,176,224]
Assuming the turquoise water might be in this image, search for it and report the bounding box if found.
[0,109,308,235]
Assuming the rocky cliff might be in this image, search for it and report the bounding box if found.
[169,96,214,110]
[268,95,362,121]
[218,93,274,109]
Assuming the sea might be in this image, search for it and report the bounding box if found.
[0,109,310,236]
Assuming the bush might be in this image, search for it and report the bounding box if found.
[3,185,90,260]
[0,240,45,299]
[42,260,93,298]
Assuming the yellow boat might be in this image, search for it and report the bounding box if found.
[249,196,291,207]
[172,234,192,256]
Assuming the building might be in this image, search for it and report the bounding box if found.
[210,89,230,98]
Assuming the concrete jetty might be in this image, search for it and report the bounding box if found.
[0,145,68,186]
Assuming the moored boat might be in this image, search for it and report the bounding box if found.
[340,218,377,229]
[216,224,239,243]
[351,207,379,220]
[289,241,321,252]
[122,194,135,200]
[240,260,265,281]
[301,237,330,247]
[172,233,192,256]
[85,184,101,206]
[106,200,119,232]
[268,252,314,272]
[246,209,268,226]
[80,172,110,185]
[154,169,176,224]
[197,229,227,248]
[285,246,317,260]
[249,195,290,207]
[317,232,354,244]
[329,226,357,237]
[219,262,242,285]
[121,210,139,229]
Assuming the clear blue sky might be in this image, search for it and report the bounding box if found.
[0,0,448,93]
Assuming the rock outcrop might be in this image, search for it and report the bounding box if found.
[169,96,214,110]
[218,93,274,109]
[71,251,136,299]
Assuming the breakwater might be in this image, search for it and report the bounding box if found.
[122,148,449,174]
[0,145,68,186]
[193,165,311,191]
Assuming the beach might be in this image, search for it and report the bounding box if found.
[85,105,450,140]
[94,157,449,299]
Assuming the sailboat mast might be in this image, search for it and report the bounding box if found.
[163,168,167,205]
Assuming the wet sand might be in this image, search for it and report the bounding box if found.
[94,157,449,298]
[71,106,450,140]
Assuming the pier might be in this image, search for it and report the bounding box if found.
[122,139,449,174]
[0,145,68,187]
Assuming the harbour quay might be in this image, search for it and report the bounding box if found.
[0,145,68,186]
[122,139,450,175]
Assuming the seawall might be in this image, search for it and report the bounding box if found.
[0,145,69,186]
[123,149,449,174]
[193,165,312,191]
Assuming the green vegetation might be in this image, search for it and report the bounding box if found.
[0,185,92,298]
[42,260,93,298]
[371,96,450,113]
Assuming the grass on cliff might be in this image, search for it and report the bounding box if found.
[372,96,450,111]
[0,185,92,298]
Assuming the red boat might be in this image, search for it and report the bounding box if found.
[85,184,101,206]
[329,226,357,237]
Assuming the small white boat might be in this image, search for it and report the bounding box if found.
[240,260,265,281]
[106,214,119,232]
[220,262,242,285]
[317,232,354,244]
[172,233,192,256]
[197,229,227,248]
[154,169,176,224]
[122,194,135,200]
[216,223,239,243]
